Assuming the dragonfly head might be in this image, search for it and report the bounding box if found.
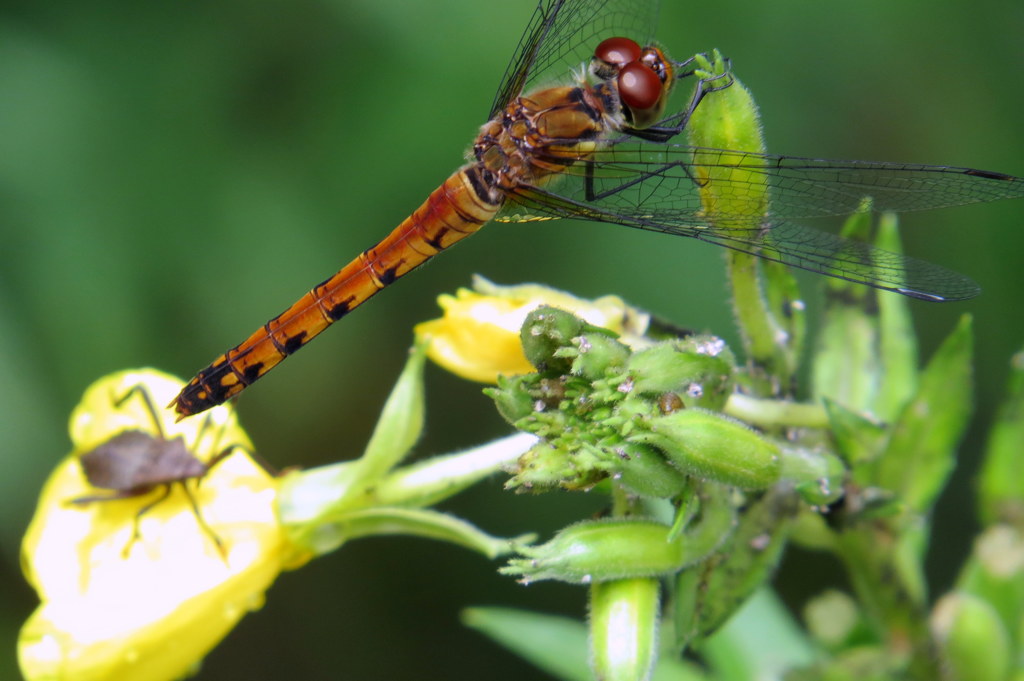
[591,37,674,130]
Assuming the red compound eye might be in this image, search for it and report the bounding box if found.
[618,61,662,112]
[594,37,642,67]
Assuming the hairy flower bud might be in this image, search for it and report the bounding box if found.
[630,409,781,489]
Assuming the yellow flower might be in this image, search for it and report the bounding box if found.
[19,369,306,681]
[414,276,652,383]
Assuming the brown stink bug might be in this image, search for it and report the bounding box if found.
[70,383,245,557]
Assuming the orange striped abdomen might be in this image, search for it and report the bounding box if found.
[171,165,501,417]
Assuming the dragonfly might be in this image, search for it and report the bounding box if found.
[172,0,1023,417]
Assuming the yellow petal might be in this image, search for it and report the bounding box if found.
[19,369,304,681]
[415,292,536,383]
[414,278,651,384]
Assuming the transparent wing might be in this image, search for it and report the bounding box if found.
[509,143,1024,219]
[500,142,1024,300]
[489,0,658,118]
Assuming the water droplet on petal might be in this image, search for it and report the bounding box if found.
[223,601,242,621]
[246,591,267,611]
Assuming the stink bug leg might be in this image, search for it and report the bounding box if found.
[70,383,244,558]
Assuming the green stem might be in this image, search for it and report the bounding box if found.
[836,528,938,679]
[728,251,795,396]
[724,393,829,429]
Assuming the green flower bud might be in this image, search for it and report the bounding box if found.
[502,519,688,584]
[504,487,736,584]
[506,442,604,492]
[804,590,861,649]
[571,332,631,380]
[612,395,661,432]
[932,592,1011,681]
[589,578,660,681]
[688,50,763,161]
[626,337,735,411]
[630,409,781,489]
[486,374,537,425]
[614,442,689,499]
[520,307,592,373]
[957,526,1024,639]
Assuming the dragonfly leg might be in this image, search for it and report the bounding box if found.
[628,54,734,143]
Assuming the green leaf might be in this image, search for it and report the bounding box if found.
[462,607,709,681]
[699,589,817,680]
[462,608,593,681]
[674,489,798,645]
[778,444,846,506]
[357,340,428,480]
[977,347,1024,525]
[870,315,973,512]
[823,399,889,466]
[277,346,533,557]
[811,204,882,413]
[874,213,919,420]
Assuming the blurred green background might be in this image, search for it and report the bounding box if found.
[2,0,1022,678]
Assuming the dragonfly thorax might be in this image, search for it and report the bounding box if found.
[473,83,613,192]
[470,38,675,195]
